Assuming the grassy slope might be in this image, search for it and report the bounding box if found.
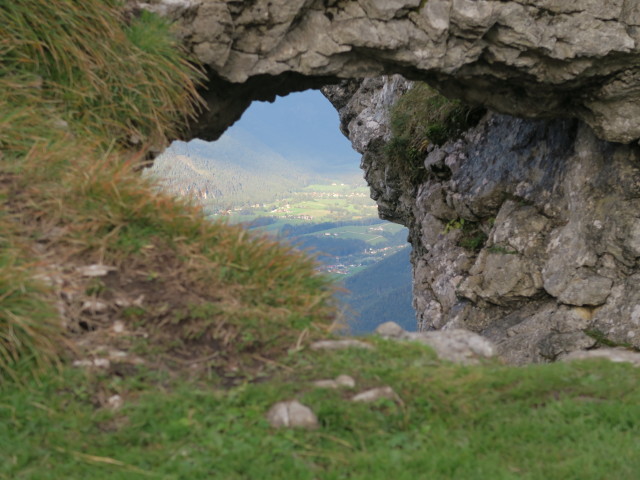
[2,340,639,479]
[342,247,415,334]
[1,2,639,479]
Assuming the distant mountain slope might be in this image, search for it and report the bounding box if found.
[149,131,315,207]
[341,247,416,334]
[222,91,363,178]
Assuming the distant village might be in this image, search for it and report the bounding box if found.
[321,245,407,275]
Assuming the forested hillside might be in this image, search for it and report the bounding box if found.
[341,247,415,334]
[149,132,313,207]
[149,127,366,210]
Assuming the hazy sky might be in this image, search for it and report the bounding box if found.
[224,89,361,171]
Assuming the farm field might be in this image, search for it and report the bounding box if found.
[209,179,415,331]
[301,223,406,246]
[214,184,408,276]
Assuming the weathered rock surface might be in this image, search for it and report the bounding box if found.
[266,400,319,429]
[561,348,640,367]
[129,1,640,364]
[310,339,373,351]
[313,374,356,389]
[132,0,640,144]
[351,386,402,404]
[375,321,495,364]
[328,78,640,364]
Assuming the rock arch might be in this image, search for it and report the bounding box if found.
[132,0,640,143]
[131,0,640,362]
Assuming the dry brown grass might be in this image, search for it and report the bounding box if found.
[0,0,337,381]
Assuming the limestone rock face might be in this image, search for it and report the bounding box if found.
[327,78,640,364]
[132,0,640,143]
[322,76,413,224]
[375,321,495,364]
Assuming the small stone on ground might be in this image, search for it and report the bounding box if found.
[313,374,356,389]
[375,321,406,338]
[81,300,108,314]
[406,329,495,365]
[107,394,123,410]
[72,358,111,369]
[310,339,373,351]
[266,400,318,429]
[560,348,640,367]
[351,386,402,404]
[335,374,356,388]
[76,264,117,277]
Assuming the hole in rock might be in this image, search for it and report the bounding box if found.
[150,89,416,334]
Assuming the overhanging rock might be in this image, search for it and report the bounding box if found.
[131,0,640,143]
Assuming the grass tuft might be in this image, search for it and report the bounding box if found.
[0,0,203,153]
[0,239,65,382]
[384,83,483,186]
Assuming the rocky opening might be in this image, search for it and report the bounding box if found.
[132,0,640,362]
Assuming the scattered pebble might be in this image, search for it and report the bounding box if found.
[76,264,117,277]
[351,386,402,404]
[32,272,64,287]
[81,300,108,314]
[94,358,111,368]
[310,339,373,351]
[266,400,318,429]
[335,374,356,388]
[313,379,339,389]
[72,358,111,369]
[312,374,356,389]
[114,295,144,308]
[107,350,128,359]
[107,394,123,410]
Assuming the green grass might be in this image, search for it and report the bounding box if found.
[444,218,488,252]
[385,83,483,188]
[1,339,639,479]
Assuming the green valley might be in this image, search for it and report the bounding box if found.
[213,180,416,333]
[150,143,416,333]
